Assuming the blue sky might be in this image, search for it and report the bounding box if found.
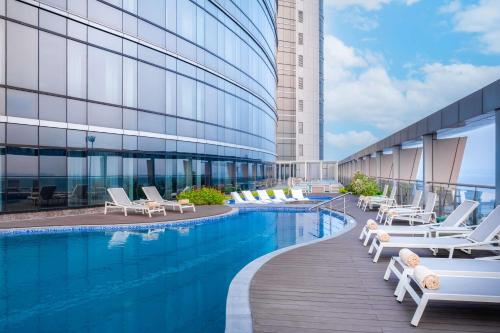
[323,0,500,162]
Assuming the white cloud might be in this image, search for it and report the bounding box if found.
[448,0,500,53]
[326,130,378,149]
[325,0,419,11]
[439,0,462,14]
[324,35,500,131]
[343,8,379,31]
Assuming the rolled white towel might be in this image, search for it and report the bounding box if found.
[366,219,378,230]
[414,265,440,290]
[399,248,420,268]
[377,231,390,242]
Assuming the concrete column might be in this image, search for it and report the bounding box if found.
[496,110,500,206]
[392,145,401,181]
[423,134,436,199]
[375,151,382,179]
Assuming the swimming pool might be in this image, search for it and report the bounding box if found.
[0,209,350,332]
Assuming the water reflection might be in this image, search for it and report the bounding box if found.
[0,211,348,332]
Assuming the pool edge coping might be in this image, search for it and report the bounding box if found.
[224,209,358,333]
[0,207,240,235]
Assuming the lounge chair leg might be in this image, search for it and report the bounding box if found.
[163,208,166,216]
[448,248,454,258]
[373,244,383,263]
[363,232,372,246]
[104,205,107,215]
[383,258,395,280]
[411,295,429,327]
[359,227,365,240]
[368,238,377,254]
[124,208,127,217]
[147,209,152,218]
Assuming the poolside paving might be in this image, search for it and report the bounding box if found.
[250,195,500,333]
[0,205,232,229]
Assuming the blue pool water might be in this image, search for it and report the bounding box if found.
[0,210,349,332]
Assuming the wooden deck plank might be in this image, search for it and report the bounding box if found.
[250,195,500,333]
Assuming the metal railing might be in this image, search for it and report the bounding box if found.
[374,177,494,224]
[309,192,351,221]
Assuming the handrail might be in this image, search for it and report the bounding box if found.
[308,192,351,211]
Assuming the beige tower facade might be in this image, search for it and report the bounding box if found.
[276,0,324,162]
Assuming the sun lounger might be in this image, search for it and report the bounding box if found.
[369,205,500,262]
[142,186,195,213]
[273,189,295,202]
[357,184,389,207]
[376,190,422,222]
[360,199,478,246]
[257,190,281,203]
[362,184,397,211]
[291,189,310,201]
[401,273,500,326]
[242,191,267,204]
[384,192,437,226]
[231,192,248,204]
[105,188,166,218]
[384,255,500,301]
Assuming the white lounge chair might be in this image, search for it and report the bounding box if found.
[376,190,422,222]
[105,188,166,218]
[231,192,247,204]
[385,256,500,301]
[402,273,500,326]
[360,199,478,246]
[369,205,500,262]
[273,189,295,202]
[242,191,267,204]
[291,189,310,201]
[357,184,389,207]
[362,184,397,211]
[384,192,437,226]
[257,190,281,203]
[142,186,195,213]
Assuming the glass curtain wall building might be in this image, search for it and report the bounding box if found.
[0,0,278,212]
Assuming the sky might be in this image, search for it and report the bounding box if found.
[323,0,500,162]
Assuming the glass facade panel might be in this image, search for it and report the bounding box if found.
[6,22,38,90]
[88,47,122,105]
[1,0,277,212]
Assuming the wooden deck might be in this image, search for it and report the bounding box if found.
[0,205,232,229]
[250,195,500,333]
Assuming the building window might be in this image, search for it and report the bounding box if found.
[298,122,303,134]
[298,33,303,45]
[298,99,304,111]
[298,10,303,23]
[298,55,303,67]
[298,77,303,89]
[299,144,304,156]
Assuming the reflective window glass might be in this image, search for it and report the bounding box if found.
[67,150,88,207]
[6,22,38,90]
[68,40,87,98]
[177,76,196,119]
[67,130,87,148]
[68,0,87,17]
[7,0,38,25]
[67,99,86,124]
[165,71,176,115]
[7,89,38,119]
[88,47,122,105]
[123,58,137,108]
[138,0,165,27]
[6,147,38,212]
[138,62,165,113]
[39,95,66,122]
[68,20,87,41]
[7,124,38,145]
[39,127,67,147]
[39,10,66,34]
[88,103,122,128]
[40,32,67,94]
[138,111,165,133]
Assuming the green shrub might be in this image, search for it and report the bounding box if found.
[177,187,226,205]
[345,172,381,196]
